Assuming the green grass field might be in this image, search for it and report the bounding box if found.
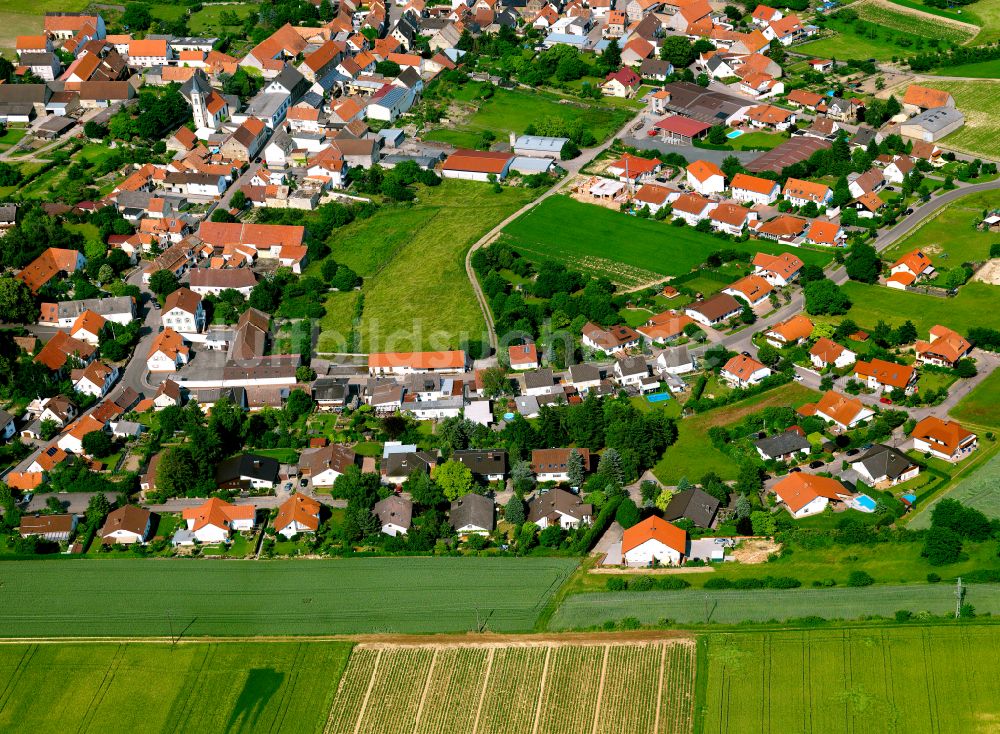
[0,641,351,733]
[951,367,1000,429]
[189,2,257,33]
[966,0,1000,43]
[855,1,976,42]
[423,86,632,148]
[839,281,1000,335]
[550,582,1000,628]
[798,11,940,61]
[317,291,359,353]
[882,191,997,264]
[910,448,1000,528]
[499,196,835,288]
[652,383,821,484]
[319,181,537,353]
[327,640,695,734]
[700,625,1000,734]
[1,557,578,637]
[931,80,1000,160]
[930,58,1000,77]
[0,0,87,53]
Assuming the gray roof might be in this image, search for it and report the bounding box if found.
[657,346,692,369]
[20,52,58,66]
[616,355,648,378]
[371,86,408,109]
[49,296,134,320]
[663,488,720,528]
[904,106,964,133]
[383,450,436,478]
[215,453,280,484]
[453,449,507,478]
[523,368,554,390]
[852,444,916,481]
[514,135,568,153]
[374,495,412,528]
[449,492,495,531]
[569,363,601,384]
[754,430,811,459]
[527,488,593,523]
[515,395,539,415]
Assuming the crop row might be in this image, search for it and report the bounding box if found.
[854,2,974,42]
[537,644,605,734]
[356,648,434,734]
[325,648,380,734]
[477,646,548,734]
[414,647,490,734]
[661,642,696,734]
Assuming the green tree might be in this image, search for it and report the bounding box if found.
[122,2,153,30]
[0,277,39,323]
[230,190,247,210]
[734,494,752,520]
[922,525,963,565]
[615,498,640,528]
[434,459,474,501]
[845,242,881,283]
[598,447,623,486]
[804,279,851,315]
[708,125,727,145]
[539,524,566,547]
[85,492,111,528]
[660,36,695,67]
[284,389,313,420]
[567,448,585,487]
[750,510,776,536]
[505,495,526,525]
[481,367,513,398]
[511,460,534,494]
[655,488,675,512]
[148,269,180,299]
[81,430,114,458]
[597,40,621,75]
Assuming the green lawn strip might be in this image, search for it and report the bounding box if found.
[966,0,1000,42]
[951,367,1000,429]
[882,190,996,264]
[652,383,821,484]
[317,291,358,353]
[248,448,301,464]
[930,58,1000,77]
[423,86,632,146]
[500,195,834,286]
[0,641,351,733]
[884,0,978,22]
[839,280,1000,334]
[549,581,1000,628]
[797,15,933,61]
[352,181,537,352]
[188,3,256,33]
[697,625,1000,734]
[0,557,579,636]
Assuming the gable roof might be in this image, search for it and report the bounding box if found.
[442,149,512,174]
[182,497,255,531]
[773,473,848,513]
[782,178,830,202]
[687,159,723,182]
[100,505,152,538]
[853,444,916,481]
[768,314,813,342]
[752,251,802,278]
[163,286,202,315]
[903,84,951,110]
[809,337,849,364]
[732,173,778,195]
[449,492,495,531]
[810,390,866,426]
[662,488,720,528]
[911,416,975,456]
[722,353,768,380]
[526,487,592,522]
[622,515,687,554]
[854,358,915,389]
[274,494,321,532]
[916,325,970,364]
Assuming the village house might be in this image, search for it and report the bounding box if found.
[915,325,972,368]
[887,248,934,289]
[637,311,694,344]
[177,497,255,545]
[522,368,560,397]
[146,328,190,372]
[608,153,662,185]
[804,220,846,247]
[275,494,322,538]
[531,448,591,484]
[613,355,649,387]
[453,450,508,484]
[773,473,851,519]
[911,416,977,462]
[752,251,803,286]
[755,428,811,462]
[744,103,795,131]
[622,515,687,566]
[189,268,257,297]
[765,314,813,347]
[72,360,118,398]
[671,192,715,226]
[99,505,154,545]
[723,274,773,308]
[508,343,539,370]
[581,322,640,352]
[854,358,917,394]
[709,202,757,236]
[851,444,919,488]
[449,493,495,536]
[527,487,593,529]
[441,149,513,182]
[685,293,742,328]
[782,178,832,207]
[373,495,412,536]
[809,338,856,370]
[162,287,206,333]
[20,514,78,542]
[720,354,771,388]
[730,173,780,205]
[300,444,358,487]
[686,159,725,196]
[368,350,467,376]
[215,454,280,490]
[601,67,640,98]
[798,390,873,431]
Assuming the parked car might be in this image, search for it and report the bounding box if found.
[809,460,824,469]
[879,397,892,404]
[846,448,860,457]
[299,478,308,488]
[789,467,802,473]
[283,481,293,492]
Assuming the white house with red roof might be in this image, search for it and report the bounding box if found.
[601,67,640,97]
[508,343,539,370]
[686,160,725,195]
[721,354,771,388]
[178,497,256,544]
[622,516,687,566]
[608,154,662,184]
[441,149,514,182]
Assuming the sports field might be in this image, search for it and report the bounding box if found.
[0,641,351,733]
[882,190,997,264]
[1,557,578,637]
[321,181,537,353]
[423,86,633,149]
[932,80,1000,159]
[326,640,696,734]
[700,625,1000,734]
[839,280,1000,335]
[549,583,1000,628]
[500,195,835,287]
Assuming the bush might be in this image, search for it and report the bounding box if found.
[606,577,627,591]
[847,570,875,587]
[927,572,942,583]
[629,575,656,592]
[703,577,734,589]
[894,609,913,622]
[658,577,690,590]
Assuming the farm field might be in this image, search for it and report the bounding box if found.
[500,195,835,288]
[423,86,633,149]
[652,383,820,484]
[797,14,936,62]
[882,190,997,264]
[321,181,536,354]
[325,640,696,734]
[910,449,1000,528]
[951,367,1000,429]
[854,0,977,43]
[189,3,257,33]
[839,280,1000,335]
[317,291,359,353]
[0,557,578,637]
[932,80,1000,159]
[700,626,1000,734]
[965,0,1000,43]
[549,582,1000,628]
[0,641,351,733]
[930,58,1000,77]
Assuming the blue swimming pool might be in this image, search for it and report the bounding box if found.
[726,130,744,139]
[646,392,672,403]
[503,412,516,421]
[855,494,877,511]
[902,493,917,505]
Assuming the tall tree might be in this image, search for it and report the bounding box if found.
[567,448,585,488]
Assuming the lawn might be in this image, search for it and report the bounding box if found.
[549,582,1000,627]
[0,641,351,733]
[951,366,1000,429]
[323,180,538,354]
[423,86,632,148]
[249,448,300,464]
[931,80,1000,159]
[797,12,943,62]
[965,0,1000,43]
[499,195,834,288]
[0,557,578,636]
[909,444,1000,528]
[188,2,257,33]
[651,382,821,484]
[317,291,358,353]
[930,58,1000,77]
[327,640,695,734]
[839,280,1000,335]
[699,626,1000,734]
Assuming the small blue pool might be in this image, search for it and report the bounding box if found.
[855,494,877,511]
[902,493,917,505]
[503,412,516,421]
[646,392,672,403]
[726,130,744,139]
